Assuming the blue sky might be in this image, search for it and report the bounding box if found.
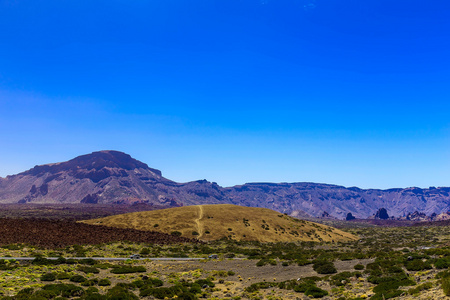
[1,0,450,188]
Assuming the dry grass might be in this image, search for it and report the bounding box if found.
[81,204,357,242]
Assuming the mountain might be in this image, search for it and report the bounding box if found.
[1,150,450,219]
[0,151,225,207]
[81,204,357,242]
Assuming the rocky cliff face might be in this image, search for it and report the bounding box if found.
[225,183,450,219]
[1,151,450,219]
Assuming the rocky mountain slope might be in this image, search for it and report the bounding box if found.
[1,150,450,219]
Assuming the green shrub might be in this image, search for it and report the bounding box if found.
[80,258,96,265]
[171,231,182,237]
[81,279,99,286]
[70,275,87,283]
[354,264,364,270]
[110,266,146,274]
[442,277,450,296]
[293,283,315,293]
[408,282,433,295]
[297,259,311,266]
[304,286,328,298]
[42,283,84,298]
[313,260,337,274]
[140,285,185,299]
[256,259,277,267]
[330,272,353,286]
[405,260,432,271]
[98,278,112,286]
[435,258,450,269]
[144,278,164,287]
[245,282,278,293]
[78,266,100,274]
[195,278,215,288]
[140,248,150,255]
[32,257,56,266]
[40,273,56,281]
[436,270,450,279]
[56,272,71,280]
[107,285,138,300]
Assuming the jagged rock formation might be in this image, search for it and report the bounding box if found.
[346,213,356,221]
[406,211,427,221]
[374,208,390,220]
[434,212,450,221]
[1,150,450,219]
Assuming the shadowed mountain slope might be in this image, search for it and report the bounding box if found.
[81,204,358,242]
[1,151,450,219]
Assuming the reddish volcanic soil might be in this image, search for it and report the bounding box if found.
[0,218,199,248]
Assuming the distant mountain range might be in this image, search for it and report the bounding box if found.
[1,150,449,219]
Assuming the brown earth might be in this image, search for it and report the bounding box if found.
[81,204,358,242]
[0,218,200,248]
[0,203,165,221]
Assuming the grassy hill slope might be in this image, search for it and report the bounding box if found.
[81,204,357,242]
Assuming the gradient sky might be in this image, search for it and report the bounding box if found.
[1,0,450,189]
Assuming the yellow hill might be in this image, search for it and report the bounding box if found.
[81,204,357,243]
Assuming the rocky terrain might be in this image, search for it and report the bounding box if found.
[0,218,198,248]
[1,150,450,219]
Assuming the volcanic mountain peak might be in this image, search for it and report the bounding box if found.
[20,150,161,178]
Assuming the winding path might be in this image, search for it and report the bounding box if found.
[195,205,204,239]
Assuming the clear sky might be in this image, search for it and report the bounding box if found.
[1,0,450,189]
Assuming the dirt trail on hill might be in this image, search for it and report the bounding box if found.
[195,205,204,239]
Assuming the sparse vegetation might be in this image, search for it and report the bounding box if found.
[1,205,450,299]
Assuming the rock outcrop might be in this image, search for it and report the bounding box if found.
[374,208,390,220]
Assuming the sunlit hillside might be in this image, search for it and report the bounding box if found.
[82,204,357,242]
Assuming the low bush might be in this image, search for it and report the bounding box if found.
[442,277,450,296]
[408,282,433,295]
[305,286,328,298]
[256,259,277,267]
[40,273,56,281]
[42,283,84,298]
[312,260,337,274]
[195,278,215,288]
[70,274,87,283]
[78,266,100,274]
[245,282,278,293]
[405,259,432,271]
[56,272,71,280]
[435,258,450,269]
[437,270,450,279]
[330,272,353,286]
[140,248,150,255]
[98,278,112,286]
[77,258,95,265]
[81,278,99,286]
[107,285,139,300]
[110,266,146,274]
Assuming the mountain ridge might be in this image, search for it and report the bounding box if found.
[1,150,449,219]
